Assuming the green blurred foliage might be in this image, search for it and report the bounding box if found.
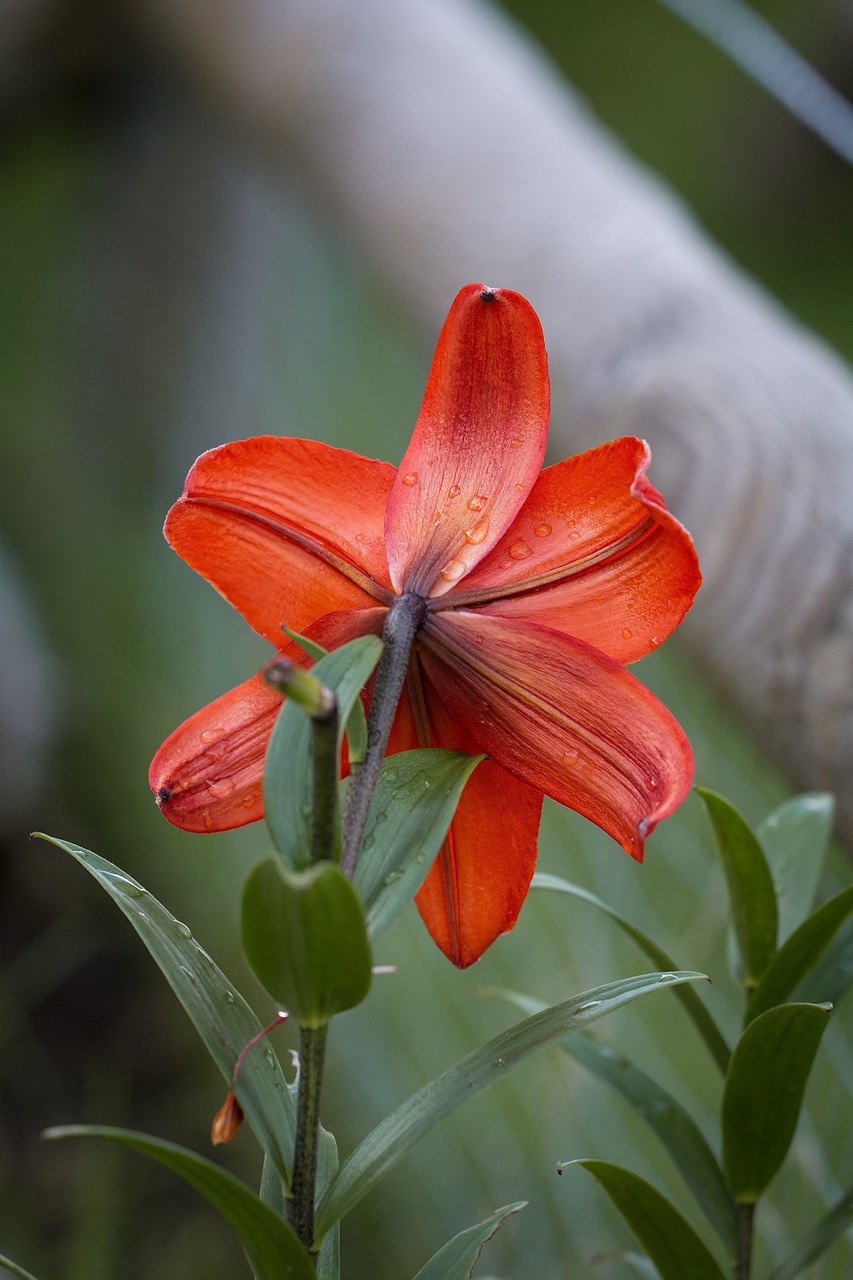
[0,4,852,1277]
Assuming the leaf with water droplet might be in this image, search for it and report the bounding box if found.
[33,834,297,1191]
[350,748,483,939]
[242,858,372,1026]
[482,987,736,1251]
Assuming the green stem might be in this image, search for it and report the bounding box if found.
[734,1202,755,1280]
[339,592,426,875]
[310,700,339,866]
[288,1023,328,1256]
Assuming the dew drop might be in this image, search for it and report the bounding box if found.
[569,529,581,540]
[588,494,597,504]
[208,778,235,799]
[533,522,552,538]
[648,776,658,791]
[355,532,365,543]
[242,792,260,810]
[179,966,197,984]
[509,538,532,560]
[621,627,633,640]
[658,972,677,983]
[463,515,490,544]
[384,870,403,886]
[203,815,214,832]
[468,495,487,511]
[577,1000,602,1012]
[440,558,466,582]
[509,438,522,449]
[402,472,418,486]
[173,919,193,939]
[561,749,579,766]
[501,559,513,570]
[474,634,484,646]
[650,635,661,648]
[448,483,461,498]
[199,726,226,744]
[224,990,236,1004]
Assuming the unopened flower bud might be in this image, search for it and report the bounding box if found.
[211,1090,244,1145]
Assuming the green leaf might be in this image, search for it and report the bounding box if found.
[242,858,371,1026]
[0,1254,43,1280]
[767,1184,853,1280]
[721,1003,831,1201]
[745,884,853,1024]
[281,626,369,765]
[35,835,296,1185]
[696,788,778,989]
[794,918,853,1007]
[316,1126,340,1280]
[45,1126,313,1280]
[756,793,834,940]
[531,872,730,1074]
[352,749,483,938]
[566,1161,726,1280]
[264,636,382,868]
[315,970,707,1234]
[589,1254,659,1279]
[411,1203,526,1280]
[483,987,736,1253]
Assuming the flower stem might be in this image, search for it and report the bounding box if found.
[734,1202,755,1280]
[288,1023,328,1255]
[340,592,426,876]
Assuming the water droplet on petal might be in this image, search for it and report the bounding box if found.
[588,494,597,504]
[208,778,235,799]
[464,516,490,544]
[203,815,214,831]
[650,635,661,648]
[474,634,484,646]
[200,726,226,744]
[533,523,551,538]
[402,472,418,486]
[448,483,461,498]
[509,538,532,560]
[355,533,365,543]
[561,749,579,766]
[621,627,633,640]
[242,792,260,810]
[569,529,581,540]
[468,495,488,511]
[648,777,658,791]
[510,438,522,449]
[439,558,466,582]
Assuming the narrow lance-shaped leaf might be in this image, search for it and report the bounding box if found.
[0,1254,44,1280]
[34,835,296,1185]
[411,1203,526,1280]
[484,986,736,1253]
[722,1003,831,1202]
[351,749,484,938]
[315,970,707,1235]
[532,872,730,1073]
[793,917,853,1007]
[315,1126,340,1280]
[264,636,382,869]
[745,884,853,1024]
[45,1127,313,1280]
[565,1161,727,1280]
[767,1184,853,1280]
[281,625,369,764]
[756,792,834,940]
[697,788,778,991]
[242,859,372,1027]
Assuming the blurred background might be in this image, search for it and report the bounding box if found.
[1,1,852,1276]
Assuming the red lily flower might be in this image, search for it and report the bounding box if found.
[150,284,700,967]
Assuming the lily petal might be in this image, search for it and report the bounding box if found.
[149,671,281,832]
[165,437,395,647]
[413,676,542,968]
[447,438,701,663]
[385,284,550,599]
[420,612,694,859]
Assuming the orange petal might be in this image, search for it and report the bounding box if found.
[449,437,701,663]
[420,611,693,859]
[149,670,281,832]
[385,285,550,599]
[411,674,542,968]
[166,437,395,647]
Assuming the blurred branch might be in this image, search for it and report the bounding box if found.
[127,0,853,840]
